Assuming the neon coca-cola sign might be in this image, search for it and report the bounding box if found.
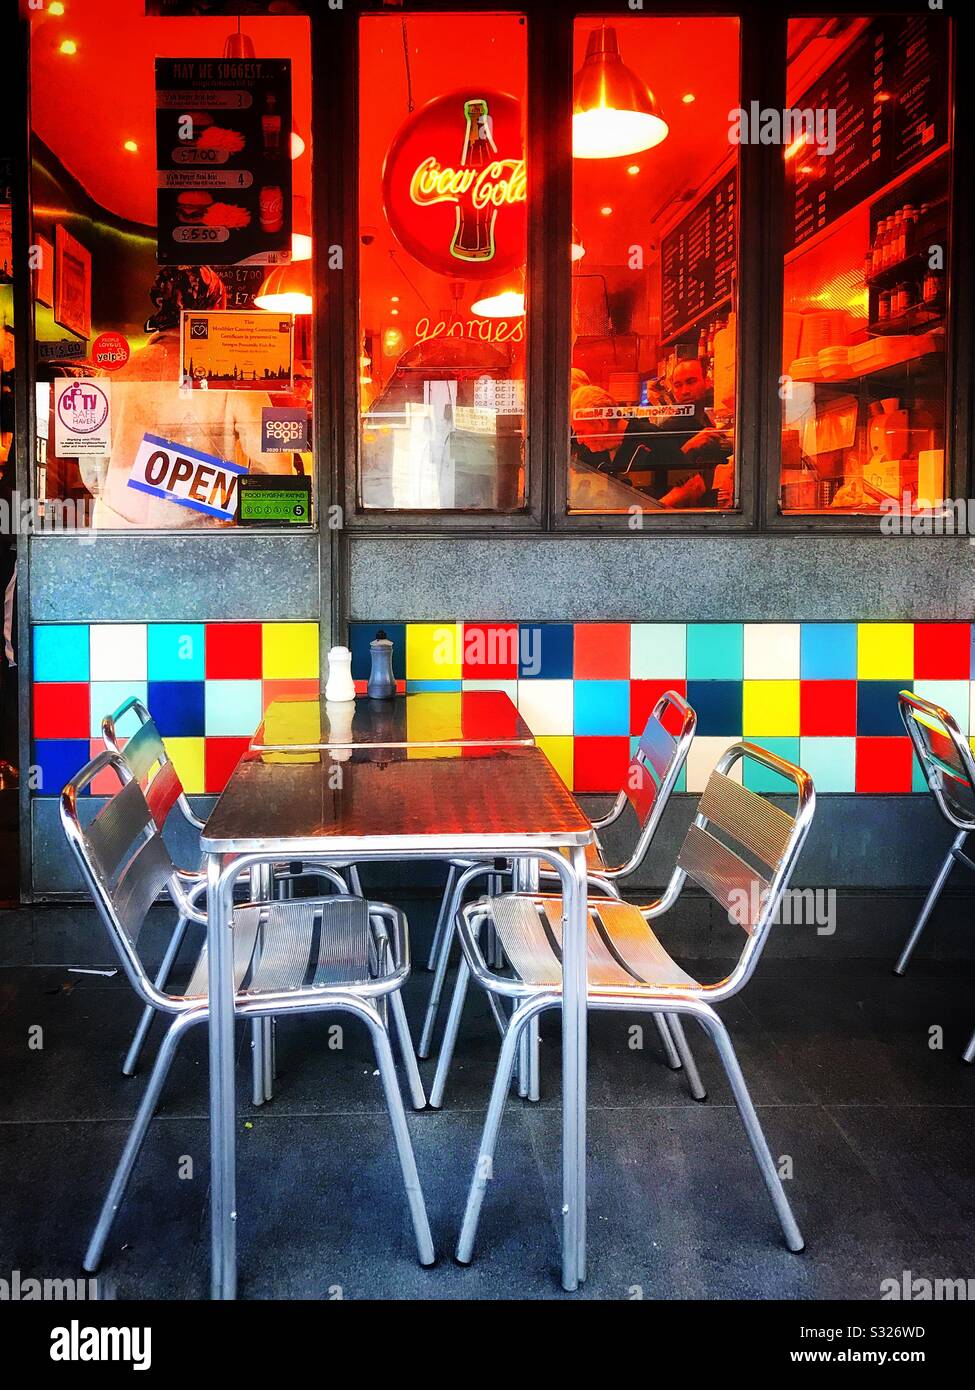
[382,89,526,279]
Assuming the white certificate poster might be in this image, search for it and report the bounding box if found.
[54,379,111,456]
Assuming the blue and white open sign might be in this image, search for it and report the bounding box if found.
[127,433,247,520]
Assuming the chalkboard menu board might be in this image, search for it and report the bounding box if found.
[787,15,949,252]
[660,168,737,343]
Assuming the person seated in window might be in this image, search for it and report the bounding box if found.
[636,358,735,507]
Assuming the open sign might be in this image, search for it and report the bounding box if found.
[127,433,247,520]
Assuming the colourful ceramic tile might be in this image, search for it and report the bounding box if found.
[406,680,462,692]
[800,623,858,679]
[518,623,572,680]
[630,679,687,737]
[743,624,800,680]
[461,623,519,679]
[350,622,406,683]
[262,679,321,711]
[912,680,969,733]
[147,624,205,682]
[743,737,801,793]
[630,623,686,679]
[685,679,742,736]
[205,679,264,737]
[686,624,743,680]
[147,680,206,738]
[742,680,800,737]
[799,737,856,793]
[855,736,913,792]
[799,680,857,737]
[685,735,742,793]
[857,681,911,737]
[206,622,264,679]
[204,737,251,794]
[263,622,320,681]
[574,680,629,736]
[33,624,89,683]
[857,623,914,680]
[516,679,573,736]
[89,624,147,682]
[33,740,91,797]
[536,735,574,787]
[165,737,206,795]
[89,681,148,739]
[88,738,125,796]
[34,682,89,740]
[405,623,462,681]
[574,735,629,794]
[573,623,630,679]
[914,623,971,680]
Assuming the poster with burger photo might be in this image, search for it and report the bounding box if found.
[155,57,292,266]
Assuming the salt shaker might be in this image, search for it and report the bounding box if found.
[367,629,396,699]
[324,645,355,703]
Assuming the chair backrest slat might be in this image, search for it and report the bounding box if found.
[113,835,178,947]
[621,690,695,836]
[697,771,795,871]
[638,717,676,783]
[145,759,183,828]
[678,823,770,934]
[122,718,168,784]
[87,777,154,885]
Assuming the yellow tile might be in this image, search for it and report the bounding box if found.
[742,680,800,737]
[406,691,461,744]
[165,738,205,794]
[537,735,573,787]
[262,623,320,680]
[857,623,914,679]
[406,623,462,681]
[262,699,321,746]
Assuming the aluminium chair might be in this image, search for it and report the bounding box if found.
[447,742,815,1263]
[61,751,434,1276]
[896,691,975,1062]
[422,691,701,1105]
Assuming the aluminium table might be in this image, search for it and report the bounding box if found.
[201,742,593,1297]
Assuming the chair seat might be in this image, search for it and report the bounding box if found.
[184,896,374,1000]
[486,893,698,992]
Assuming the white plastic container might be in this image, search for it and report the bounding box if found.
[324,646,356,703]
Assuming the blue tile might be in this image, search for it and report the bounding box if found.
[147,681,206,738]
[686,680,743,736]
[519,624,573,680]
[33,625,89,683]
[574,681,629,736]
[350,623,406,684]
[147,624,205,681]
[33,740,91,797]
[857,680,911,737]
[801,624,858,679]
[405,680,462,692]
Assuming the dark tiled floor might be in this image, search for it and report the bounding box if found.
[0,897,973,1300]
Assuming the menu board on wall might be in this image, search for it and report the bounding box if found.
[660,169,737,343]
[787,15,949,252]
[156,58,292,265]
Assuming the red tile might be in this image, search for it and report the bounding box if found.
[855,737,913,792]
[262,678,321,712]
[800,680,857,736]
[461,690,520,740]
[462,624,519,678]
[354,678,406,695]
[89,738,125,795]
[204,737,251,794]
[573,735,629,793]
[573,623,631,679]
[914,623,971,679]
[33,682,90,739]
[630,679,687,736]
[205,623,263,679]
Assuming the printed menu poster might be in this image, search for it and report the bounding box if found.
[180,310,294,391]
[155,57,292,265]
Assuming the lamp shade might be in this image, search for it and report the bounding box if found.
[573,25,668,159]
[471,288,525,318]
[223,31,257,61]
[254,261,312,314]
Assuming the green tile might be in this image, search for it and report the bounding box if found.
[630,623,686,679]
[799,737,856,793]
[686,623,743,680]
[743,737,801,793]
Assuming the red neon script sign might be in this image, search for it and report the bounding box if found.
[383,89,526,280]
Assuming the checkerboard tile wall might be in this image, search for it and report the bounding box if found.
[351,621,975,794]
[32,622,319,797]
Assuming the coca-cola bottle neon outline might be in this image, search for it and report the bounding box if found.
[451,98,497,263]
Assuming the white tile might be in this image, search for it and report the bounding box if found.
[89,624,147,682]
[685,735,743,793]
[516,680,573,736]
[743,623,800,680]
[913,681,969,734]
[630,623,686,679]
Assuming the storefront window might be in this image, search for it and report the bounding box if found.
[779,14,951,515]
[29,2,313,531]
[357,12,527,512]
[568,15,740,515]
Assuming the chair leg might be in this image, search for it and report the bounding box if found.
[430,957,472,1109]
[348,864,364,897]
[526,1015,541,1103]
[667,1014,706,1101]
[895,836,963,975]
[85,1011,202,1273]
[122,914,190,1077]
[456,996,548,1265]
[653,1014,682,1070]
[362,1007,435,1266]
[963,1026,975,1064]
[694,1004,804,1252]
[419,872,470,1059]
[426,865,457,971]
[390,988,427,1110]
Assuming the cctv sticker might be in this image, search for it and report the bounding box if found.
[54,379,111,457]
[127,433,247,521]
[261,406,308,452]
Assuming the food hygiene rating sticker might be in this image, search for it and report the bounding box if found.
[237,474,312,526]
[127,433,246,520]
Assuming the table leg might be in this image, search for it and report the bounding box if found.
[208,852,237,1300]
[560,844,588,1291]
[512,858,542,1103]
